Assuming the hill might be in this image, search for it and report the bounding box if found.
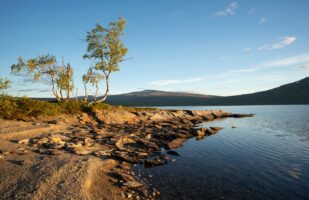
[106,77,309,106]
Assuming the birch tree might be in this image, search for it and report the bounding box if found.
[83,17,128,103]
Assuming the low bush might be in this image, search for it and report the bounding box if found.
[0,96,59,119]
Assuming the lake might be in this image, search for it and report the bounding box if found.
[133,105,309,200]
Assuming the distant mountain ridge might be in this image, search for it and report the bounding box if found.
[106,77,309,106]
[119,90,219,98]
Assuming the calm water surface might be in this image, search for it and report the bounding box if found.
[134,105,309,200]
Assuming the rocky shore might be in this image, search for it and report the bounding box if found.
[0,108,253,199]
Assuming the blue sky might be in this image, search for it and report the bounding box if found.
[0,0,309,97]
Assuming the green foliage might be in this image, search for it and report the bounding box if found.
[84,17,128,103]
[89,102,110,111]
[57,100,88,114]
[0,96,59,119]
[82,68,104,102]
[0,77,10,91]
[11,55,57,81]
[11,55,75,101]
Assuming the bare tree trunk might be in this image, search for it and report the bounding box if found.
[96,75,109,103]
[60,89,64,100]
[84,83,88,102]
[75,88,78,102]
[51,75,61,101]
[94,82,99,101]
[67,64,71,101]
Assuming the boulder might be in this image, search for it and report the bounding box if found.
[167,138,186,149]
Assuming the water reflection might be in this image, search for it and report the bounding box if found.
[134,105,309,200]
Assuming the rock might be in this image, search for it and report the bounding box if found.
[167,150,180,156]
[113,151,139,163]
[145,157,165,166]
[47,120,58,125]
[137,152,149,158]
[232,126,236,128]
[122,181,143,189]
[16,148,28,154]
[210,127,223,131]
[145,134,151,140]
[146,142,159,150]
[50,134,71,141]
[160,155,170,160]
[115,137,136,150]
[196,128,207,137]
[18,139,30,145]
[167,138,186,149]
[231,114,254,118]
[84,137,95,147]
[39,149,61,155]
[36,138,49,145]
[72,146,92,155]
[46,136,66,149]
[94,150,111,157]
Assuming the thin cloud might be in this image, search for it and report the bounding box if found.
[299,64,309,69]
[243,47,252,52]
[150,78,204,86]
[212,2,238,18]
[248,7,256,15]
[230,67,258,73]
[17,88,38,92]
[259,17,267,24]
[258,36,296,50]
[230,53,309,73]
[263,53,309,68]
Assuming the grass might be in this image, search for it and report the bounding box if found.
[0,95,154,120]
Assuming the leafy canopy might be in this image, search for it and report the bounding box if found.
[83,17,128,75]
[0,78,10,90]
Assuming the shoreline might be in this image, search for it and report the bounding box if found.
[0,108,253,199]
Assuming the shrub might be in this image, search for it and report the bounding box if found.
[0,96,59,119]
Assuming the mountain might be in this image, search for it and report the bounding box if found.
[106,77,309,106]
[106,90,219,106]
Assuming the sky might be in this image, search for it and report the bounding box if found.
[0,0,309,97]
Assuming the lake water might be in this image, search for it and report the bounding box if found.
[134,105,309,200]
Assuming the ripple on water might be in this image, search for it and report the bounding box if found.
[134,105,309,200]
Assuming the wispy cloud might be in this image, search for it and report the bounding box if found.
[243,47,252,52]
[230,67,258,73]
[259,17,267,24]
[263,53,309,68]
[230,53,309,74]
[150,78,204,86]
[212,2,238,18]
[299,64,309,69]
[15,88,50,93]
[248,7,256,15]
[258,36,296,50]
